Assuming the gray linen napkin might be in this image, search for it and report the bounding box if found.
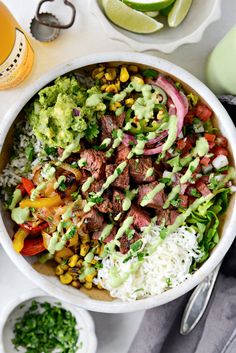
[128,96,236,353]
[128,275,236,353]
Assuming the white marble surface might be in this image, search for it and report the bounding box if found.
[0,0,236,352]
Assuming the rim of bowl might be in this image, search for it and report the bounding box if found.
[0,52,236,313]
[88,0,222,53]
[0,289,97,353]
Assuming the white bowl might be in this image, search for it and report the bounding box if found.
[0,289,97,353]
[0,52,236,313]
[89,0,222,53]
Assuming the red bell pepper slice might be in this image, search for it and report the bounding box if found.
[20,237,45,256]
[21,177,35,195]
[20,221,49,236]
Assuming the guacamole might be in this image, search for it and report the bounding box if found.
[27,76,104,152]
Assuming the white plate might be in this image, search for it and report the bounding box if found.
[0,289,97,353]
[89,0,222,53]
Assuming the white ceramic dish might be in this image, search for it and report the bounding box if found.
[0,289,97,353]
[89,0,222,53]
[0,52,236,313]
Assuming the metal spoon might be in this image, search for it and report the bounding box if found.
[180,262,221,335]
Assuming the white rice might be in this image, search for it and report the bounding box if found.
[96,226,202,301]
[0,121,52,201]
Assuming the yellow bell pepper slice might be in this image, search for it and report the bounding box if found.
[13,228,30,253]
[20,195,62,209]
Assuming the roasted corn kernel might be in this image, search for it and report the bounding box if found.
[125,98,134,107]
[105,68,117,81]
[85,273,96,283]
[128,65,139,73]
[105,84,118,94]
[68,254,79,268]
[60,263,69,271]
[55,265,64,276]
[60,273,73,284]
[84,282,93,290]
[91,66,104,79]
[54,248,73,263]
[131,75,144,85]
[76,259,83,268]
[120,66,129,83]
[80,243,90,257]
[101,84,108,91]
[72,280,81,289]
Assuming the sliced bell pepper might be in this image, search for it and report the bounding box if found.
[20,221,49,236]
[13,228,30,253]
[21,177,35,195]
[20,195,62,209]
[16,183,27,196]
[20,237,45,256]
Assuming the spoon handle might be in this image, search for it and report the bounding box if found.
[180,263,221,335]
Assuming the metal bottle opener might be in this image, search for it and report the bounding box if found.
[30,0,76,42]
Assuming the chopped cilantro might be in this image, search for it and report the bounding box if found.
[159,177,171,184]
[166,278,172,286]
[12,300,79,353]
[71,190,81,201]
[123,255,133,263]
[130,239,143,253]
[217,166,229,172]
[67,226,77,239]
[190,188,201,197]
[125,228,135,240]
[137,252,145,261]
[88,193,104,204]
[59,180,67,192]
[95,262,103,269]
[112,129,118,138]
[115,195,121,201]
[116,167,123,175]
[133,288,144,293]
[142,69,158,79]
[44,145,57,156]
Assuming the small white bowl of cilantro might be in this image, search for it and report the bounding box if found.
[0,289,97,353]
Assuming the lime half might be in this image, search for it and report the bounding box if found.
[122,0,176,11]
[168,0,192,27]
[102,0,164,34]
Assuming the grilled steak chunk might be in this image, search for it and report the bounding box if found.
[129,157,156,184]
[78,170,91,185]
[105,164,130,190]
[80,149,105,180]
[81,180,112,213]
[92,224,117,243]
[101,115,117,141]
[137,182,166,209]
[156,209,179,226]
[127,205,151,230]
[84,209,104,231]
[119,227,141,254]
[112,190,125,213]
[115,144,131,163]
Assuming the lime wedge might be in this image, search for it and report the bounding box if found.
[102,0,164,34]
[168,0,192,27]
[122,0,176,11]
[145,11,159,18]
